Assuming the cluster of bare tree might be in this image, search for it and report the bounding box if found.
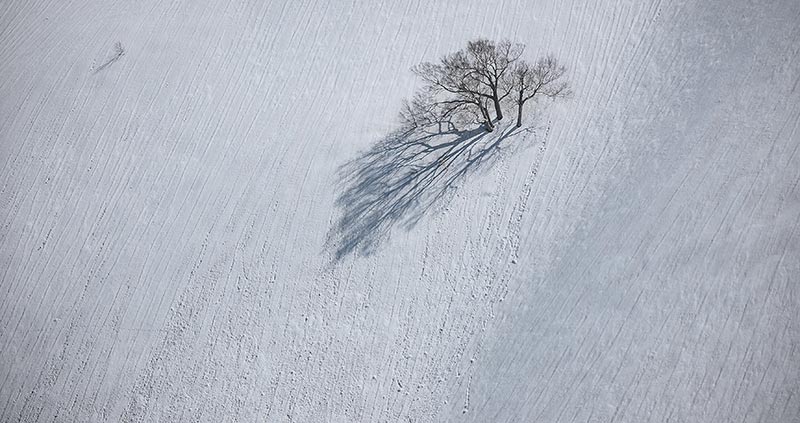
[401,39,569,131]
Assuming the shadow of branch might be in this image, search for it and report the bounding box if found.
[328,122,529,260]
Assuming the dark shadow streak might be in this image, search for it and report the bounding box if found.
[329,123,529,260]
[94,42,125,74]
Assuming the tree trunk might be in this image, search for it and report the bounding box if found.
[480,103,494,132]
[516,90,525,128]
[492,91,503,121]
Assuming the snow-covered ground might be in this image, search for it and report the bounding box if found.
[1,0,799,421]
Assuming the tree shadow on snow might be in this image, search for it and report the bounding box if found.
[329,122,530,260]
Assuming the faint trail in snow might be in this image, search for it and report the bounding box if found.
[93,42,125,74]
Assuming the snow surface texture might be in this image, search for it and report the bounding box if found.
[1,0,799,421]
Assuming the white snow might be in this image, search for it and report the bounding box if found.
[1,0,799,421]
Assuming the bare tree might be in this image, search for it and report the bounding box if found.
[399,89,439,129]
[411,39,523,132]
[407,41,568,132]
[412,59,490,131]
[463,39,524,121]
[509,55,570,128]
